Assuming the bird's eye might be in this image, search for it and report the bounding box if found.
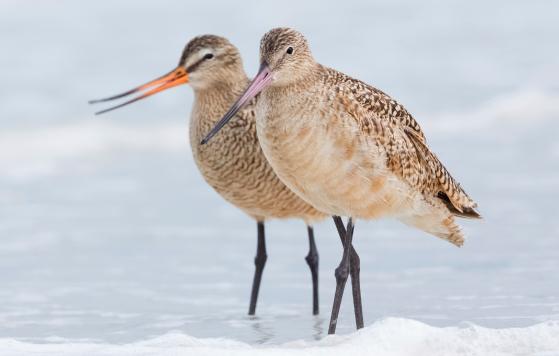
[204,53,214,60]
[286,47,294,55]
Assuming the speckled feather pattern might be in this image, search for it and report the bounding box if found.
[253,28,480,246]
[325,68,478,214]
[186,36,325,223]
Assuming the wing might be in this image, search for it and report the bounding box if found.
[325,68,427,143]
[331,70,480,218]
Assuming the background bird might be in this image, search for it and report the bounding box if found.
[90,34,327,316]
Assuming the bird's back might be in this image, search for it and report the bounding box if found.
[322,66,480,218]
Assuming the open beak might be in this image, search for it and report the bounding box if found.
[200,62,272,144]
[89,67,189,115]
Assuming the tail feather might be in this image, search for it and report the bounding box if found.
[405,127,479,214]
[436,216,465,247]
[399,213,465,247]
[438,192,482,219]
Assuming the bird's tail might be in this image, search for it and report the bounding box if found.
[399,211,465,247]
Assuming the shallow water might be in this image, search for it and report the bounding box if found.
[1,116,558,345]
[1,0,558,352]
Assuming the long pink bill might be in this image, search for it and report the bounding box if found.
[200,63,272,144]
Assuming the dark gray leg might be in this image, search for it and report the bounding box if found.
[332,216,364,331]
[305,225,319,315]
[248,221,267,315]
[328,216,355,334]
[349,248,363,329]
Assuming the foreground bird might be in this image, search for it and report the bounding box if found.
[89,35,327,316]
[202,28,481,334]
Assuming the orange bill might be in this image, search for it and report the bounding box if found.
[89,67,188,115]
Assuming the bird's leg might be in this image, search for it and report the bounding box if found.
[328,216,355,334]
[332,216,364,330]
[305,225,320,315]
[349,239,363,329]
[248,221,268,315]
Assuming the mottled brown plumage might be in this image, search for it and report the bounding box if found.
[184,35,325,314]
[201,28,481,333]
[90,35,326,316]
[184,35,325,223]
[254,28,480,246]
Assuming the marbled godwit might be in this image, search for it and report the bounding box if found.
[202,28,481,334]
[89,35,327,316]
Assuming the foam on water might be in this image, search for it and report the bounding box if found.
[0,318,557,356]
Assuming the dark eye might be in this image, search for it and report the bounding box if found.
[204,53,214,60]
[286,46,294,54]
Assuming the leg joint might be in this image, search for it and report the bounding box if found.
[305,250,319,267]
[254,253,268,267]
[334,264,349,282]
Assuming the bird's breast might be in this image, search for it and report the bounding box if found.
[255,104,406,218]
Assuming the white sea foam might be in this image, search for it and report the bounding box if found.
[0,318,557,356]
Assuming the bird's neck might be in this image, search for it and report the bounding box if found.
[190,75,249,142]
[195,74,248,105]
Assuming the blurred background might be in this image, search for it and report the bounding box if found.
[1,0,558,345]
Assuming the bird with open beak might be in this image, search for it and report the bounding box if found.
[90,34,327,317]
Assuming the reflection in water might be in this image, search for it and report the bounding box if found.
[312,315,325,340]
[249,316,274,344]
